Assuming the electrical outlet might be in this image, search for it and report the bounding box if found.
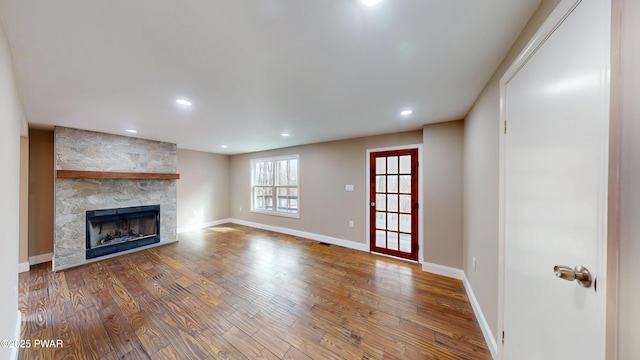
[239,207,242,212]
[345,184,354,192]
[473,257,477,272]
[349,220,354,228]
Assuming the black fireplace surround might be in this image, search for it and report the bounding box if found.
[86,205,160,259]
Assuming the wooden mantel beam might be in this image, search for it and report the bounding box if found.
[56,170,180,180]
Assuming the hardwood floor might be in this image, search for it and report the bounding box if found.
[18,224,491,359]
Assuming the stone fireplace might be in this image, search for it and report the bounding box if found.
[54,126,178,270]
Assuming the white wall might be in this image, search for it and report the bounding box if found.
[463,0,560,337]
[177,149,230,232]
[28,129,54,258]
[19,136,29,268]
[229,131,423,246]
[423,120,464,268]
[618,0,640,356]
[0,20,25,359]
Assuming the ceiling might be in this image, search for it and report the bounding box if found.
[0,0,540,154]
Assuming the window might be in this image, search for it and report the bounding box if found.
[251,155,299,217]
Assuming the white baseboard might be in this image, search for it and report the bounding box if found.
[18,262,29,273]
[229,218,369,252]
[29,252,52,265]
[11,310,21,360]
[177,218,232,234]
[462,273,498,359]
[421,262,497,359]
[421,261,465,280]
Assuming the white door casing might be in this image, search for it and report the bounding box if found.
[498,0,612,359]
[365,144,424,264]
[369,149,420,261]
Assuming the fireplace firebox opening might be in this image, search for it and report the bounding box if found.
[86,205,160,259]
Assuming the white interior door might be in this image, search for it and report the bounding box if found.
[501,0,610,358]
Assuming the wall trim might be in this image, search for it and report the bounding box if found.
[18,262,29,273]
[421,261,464,280]
[28,252,52,265]
[177,218,233,234]
[12,310,21,360]
[462,273,498,359]
[229,219,369,252]
[53,240,178,271]
[421,262,497,359]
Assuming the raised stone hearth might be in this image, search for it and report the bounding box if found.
[54,126,178,270]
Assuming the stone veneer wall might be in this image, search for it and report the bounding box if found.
[54,126,177,269]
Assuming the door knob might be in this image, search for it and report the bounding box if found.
[370,202,375,207]
[553,265,592,288]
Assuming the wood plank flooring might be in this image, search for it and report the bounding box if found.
[18,224,491,359]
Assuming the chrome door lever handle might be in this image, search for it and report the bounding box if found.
[554,265,576,281]
[554,265,592,288]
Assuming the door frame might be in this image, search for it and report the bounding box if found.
[497,0,619,358]
[366,144,423,264]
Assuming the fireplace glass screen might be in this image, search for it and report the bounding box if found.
[86,205,160,259]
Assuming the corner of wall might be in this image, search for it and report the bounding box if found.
[0,20,23,360]
[422,120,464,269]
[462,0,562,343]
[420,262,498,358]
[19,136,29,265]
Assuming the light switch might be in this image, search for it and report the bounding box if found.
[345,184,354,192]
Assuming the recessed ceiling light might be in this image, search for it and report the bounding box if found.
[176,99,192,106]
[400,109,413,116]
[221,145,228,148]
[281,133,290,137]
[361,0,383,6]
[125,129,137,133]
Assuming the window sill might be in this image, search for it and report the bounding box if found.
[250,209,300,219]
